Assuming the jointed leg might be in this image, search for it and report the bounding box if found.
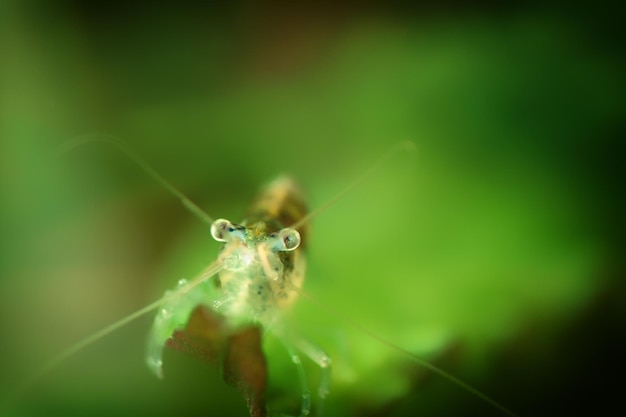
[282,342,311,416]
[293,336,332,414]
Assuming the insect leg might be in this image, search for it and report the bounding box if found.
[293,337,332,415]
[282,342,312,417]
[146,276,216,379]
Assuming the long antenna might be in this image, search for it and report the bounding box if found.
[58,134,214,226]
[286,141,515,415]
[289,141,416,230]
[293,286,518,417]
[2,261,224,410]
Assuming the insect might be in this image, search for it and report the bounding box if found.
[145,173,330,417]
[2,136,516,417]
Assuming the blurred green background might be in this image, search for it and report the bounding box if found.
[1,1,624,416]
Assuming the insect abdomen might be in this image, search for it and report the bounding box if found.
[243,177,308,313]
[246,176,308,246]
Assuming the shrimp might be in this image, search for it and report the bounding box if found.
[1,136,516,417]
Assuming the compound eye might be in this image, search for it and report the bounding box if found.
[279,228,301,251]
[210,219,233,242]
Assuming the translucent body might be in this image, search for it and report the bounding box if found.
[143,178,328,416]
[11,138,513,417]
[147,218,305,373]
[212,221,306,325]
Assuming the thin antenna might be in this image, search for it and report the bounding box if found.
[58,134,214,226]
[3,261,224,409]
[282,141,514,415]
[289,141,416,230]
[294,286,518,417]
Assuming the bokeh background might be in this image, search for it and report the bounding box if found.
[1,1,624,416]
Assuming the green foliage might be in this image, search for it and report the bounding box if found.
[0,2,622,416]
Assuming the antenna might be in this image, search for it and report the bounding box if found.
[58,133,215,226]
[293,285,518,417]
[289,141,416,230]
[2,261,224,409]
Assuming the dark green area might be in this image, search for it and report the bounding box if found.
[1,2,623,416]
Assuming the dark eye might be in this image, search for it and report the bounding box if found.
[211,219,232,242]
[280,229,301,251]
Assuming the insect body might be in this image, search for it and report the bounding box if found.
[212,176,308,322]
[145,176,327,416]
[4,137,516,417]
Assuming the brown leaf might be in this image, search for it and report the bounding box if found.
[166,305,268,417]
[224,326,267,417]
[166,305,227,367]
